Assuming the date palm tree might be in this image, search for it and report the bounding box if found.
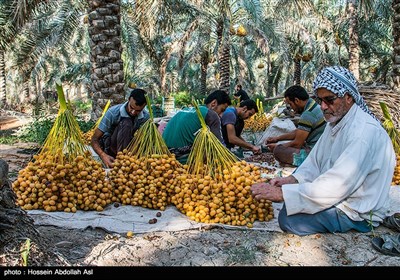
[10,0,88,112]
[88,0,125,116]
[0,0,48,108]
[392,0,400,89]
[348,0,360,80]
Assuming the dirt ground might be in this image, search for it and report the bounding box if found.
[1,113,399,268]
[31,224,398,267]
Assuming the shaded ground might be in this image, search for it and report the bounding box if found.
[0,112,399,267]
[33,224,398,267]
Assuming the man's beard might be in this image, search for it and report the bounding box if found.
[323,102,348,124]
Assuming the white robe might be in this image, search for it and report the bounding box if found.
[283,104,396,224]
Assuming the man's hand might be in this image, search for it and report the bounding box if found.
[269,175,298,187]
[100,154,115,168]
[266,143,277,152]
[251,145,261,155]
[251,182,283,202]
[266,136,279,144]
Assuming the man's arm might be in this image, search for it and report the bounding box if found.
[266,130,296,144]
[91,128,115,168]
[281,129,309,149]
[226,124,260,153]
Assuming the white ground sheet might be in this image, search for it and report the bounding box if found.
[28,187,400,234]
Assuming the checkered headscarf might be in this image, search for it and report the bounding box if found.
[313,66,378,122]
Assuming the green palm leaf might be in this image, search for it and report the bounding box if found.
[380,101,400,153]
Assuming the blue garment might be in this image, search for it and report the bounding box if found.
[97,102,149,157]
[98,101,149,137]
[278,203,371,236]
[221,107,244,149]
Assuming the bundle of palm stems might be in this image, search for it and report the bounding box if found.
[109,95,186,210]
[244,98,273,132]
[380,101,400,153]
[82,100,111,144]
[12,83,113,212]
[186,100,239,179]
[173,100,274,227]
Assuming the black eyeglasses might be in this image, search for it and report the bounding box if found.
[315,95,338,105]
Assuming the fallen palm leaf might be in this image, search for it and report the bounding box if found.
[20,238,31,266]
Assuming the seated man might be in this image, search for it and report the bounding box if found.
[251,66,396,236]
[162,90,231,164]
[91,88,149,168]
[266,85,326,166]
[221,99,261,155]
[233,84,250,102]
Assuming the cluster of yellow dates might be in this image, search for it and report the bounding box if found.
[13,151,112,212]
[13,149,275,228]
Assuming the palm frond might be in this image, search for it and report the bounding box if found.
[380,101,400,153]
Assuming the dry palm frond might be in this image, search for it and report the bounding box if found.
[186,100,238,180]
[360,84,400,129]
[380,101,400,153]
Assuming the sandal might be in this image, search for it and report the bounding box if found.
[371,234,400,257]
[382,213,400,232]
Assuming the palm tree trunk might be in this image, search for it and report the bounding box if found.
[392,0,400,89]
[160,43,178,97]
[22,81,29,104]
[160,57,169,96]
[88,0,125,119]
[200,50,209,96]
[348,0,360,80]
[219,38,231,94]
[267,63,280,98]
[0,50,6,107]
[215,18,231,94]
[294,58,301,86]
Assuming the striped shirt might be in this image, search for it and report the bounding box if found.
[297,98,326,148]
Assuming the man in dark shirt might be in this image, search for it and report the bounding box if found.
[221,99,261,155]
[234,84,250,102]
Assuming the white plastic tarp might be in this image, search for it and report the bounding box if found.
[28,186,400,234]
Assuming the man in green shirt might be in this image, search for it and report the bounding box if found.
[162,90,231,164]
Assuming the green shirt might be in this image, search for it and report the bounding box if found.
[162,106,224,163]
